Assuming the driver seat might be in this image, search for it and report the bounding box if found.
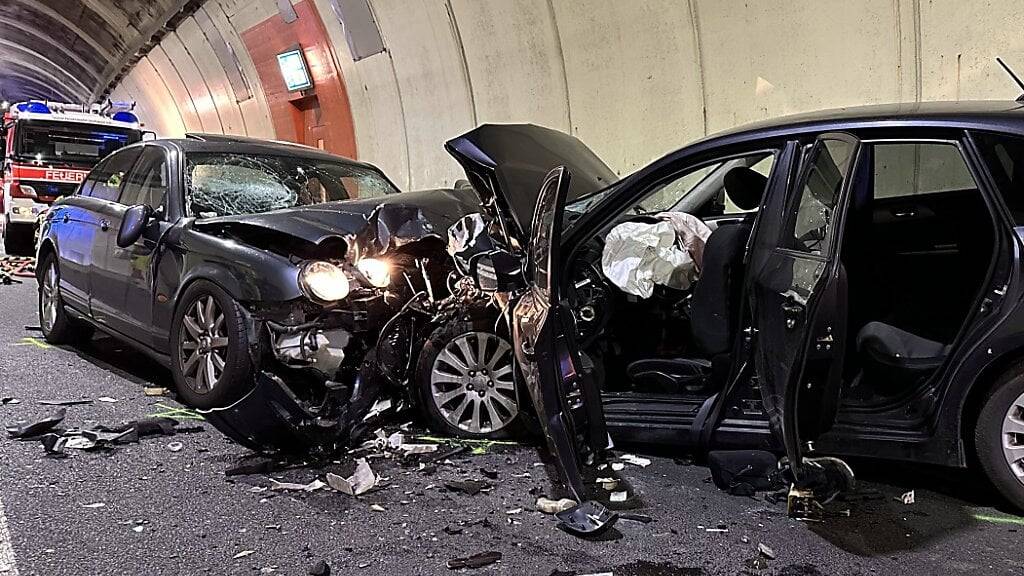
[627,167,768,392]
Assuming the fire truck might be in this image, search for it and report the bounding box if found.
[1,101,144,255]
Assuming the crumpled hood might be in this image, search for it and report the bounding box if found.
[446,124,618,241]
[193,187,480,257]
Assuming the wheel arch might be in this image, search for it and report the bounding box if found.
[35,238,56,281]
[960,346,1024,458]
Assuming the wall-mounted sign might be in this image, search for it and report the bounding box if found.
[276,48,313,92]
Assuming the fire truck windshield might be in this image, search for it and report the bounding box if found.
[15,120,141,166]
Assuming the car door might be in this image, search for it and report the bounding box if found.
[104,146,172,346]
[512,166,609,502]
[85,146,143,328]
[747,133,861,479]
[50,169,105,311]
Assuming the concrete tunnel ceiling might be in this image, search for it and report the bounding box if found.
[0,0,198,103]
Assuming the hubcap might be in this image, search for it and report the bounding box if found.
[430,331,517,434]
[178,295,228,394]
[40,261,58,333]
[1002,389,1024,485]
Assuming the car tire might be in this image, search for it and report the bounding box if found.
[170,280,254,409]
[975,365,1024,511]
[415,317,522,439]
[37,252,81,345]
[3,220,32,256]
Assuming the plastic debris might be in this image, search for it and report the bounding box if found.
[40,434,68,457]
[610,463,625,471]
[233,550,256,560]
[596,477,618,490]
[82,503,106,508]
[370,504,386,512]
[144,387,169,397]
[536,497,577,515]
[308,559,331,576]
[166,441,184,452]
[38,399,93,406]
[5,407,66,438]
[132,526,144,533]
[446,551,501,570]
[97,397,118,403]
[618,513,653,524]
[444,479,490,496]
[326,458,378,496]
[1,398,20,405]
[269,479,327,492]
[610,491,628,502]
[899,490,915,505]
[757,543,776,560]
[620,454,652,468]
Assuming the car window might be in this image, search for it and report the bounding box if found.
[185,152,398,218]
[89,148,142,202]
[873,142,975,199]
[786,138,856,255]
[119,147,168,209]
[634,151,776,216]
[972,131,1024,225]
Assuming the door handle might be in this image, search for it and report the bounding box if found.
[893,209,916,218]
[100,219,110,231]
[781,300,804,329]
[62,213,70,224]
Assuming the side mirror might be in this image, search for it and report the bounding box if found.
[117,204,152,248]
[470,249,524,293]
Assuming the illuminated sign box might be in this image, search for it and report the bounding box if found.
[277,48,313,91]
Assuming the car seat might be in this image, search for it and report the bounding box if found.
[626,167,768,392]
[855,321,950,393]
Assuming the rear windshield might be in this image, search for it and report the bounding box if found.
[15,120,141,165]
[185,152,398,218]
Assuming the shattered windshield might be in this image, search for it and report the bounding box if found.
[185,152,398,218]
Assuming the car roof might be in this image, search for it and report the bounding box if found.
[146,135,382,172]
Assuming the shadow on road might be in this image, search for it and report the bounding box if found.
[64,332,173,389]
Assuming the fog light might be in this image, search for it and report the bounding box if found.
[356,257,391,288]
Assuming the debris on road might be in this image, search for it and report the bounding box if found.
[444,479,490,496]
[40,433,68,457]
[226,456,283,477]
[555,500,619,537]
[82,503,106,508]
[618,513,653,524]
[757,543,776,560]
[326,458,378,496]
[166,441,184,452]
[370,504,386,512]
[446,551,501,570]
[308,559,331,576]
[233,550,256,560]
[97,397,118,403]
[37,399,93,406]
[0,397,20,405]
[5,407,66,438]
[269,479,327,492]
[596,477,618,491]
[536,497,577,515]
[144,387,170,397]
[610,491,628,503]
[899,490,915,505]
[619,454,652,468]
[708,450,783,496]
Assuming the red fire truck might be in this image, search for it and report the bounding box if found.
[1,101,144,255]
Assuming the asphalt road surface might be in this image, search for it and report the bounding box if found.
[1,277,1023,575]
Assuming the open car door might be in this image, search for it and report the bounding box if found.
[748,133,861,480]
[511,166,615,534]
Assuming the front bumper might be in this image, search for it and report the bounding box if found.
[6,198,48,225]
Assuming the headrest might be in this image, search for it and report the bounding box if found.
[723,166,768,211]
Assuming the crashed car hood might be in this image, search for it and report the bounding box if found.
[445,124,618,240]
[192,188,480,255]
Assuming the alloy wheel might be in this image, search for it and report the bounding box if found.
[430,331,517,434]
[1002,388,1024,485]
[178,295,229,394]
[40,261,58,333]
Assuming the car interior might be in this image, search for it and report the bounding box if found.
[562,137,998,421]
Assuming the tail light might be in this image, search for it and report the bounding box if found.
[9,181,36,199]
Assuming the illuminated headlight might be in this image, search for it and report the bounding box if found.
[299,261,350,302]
[19,185,36,198]
[356,258,391,288]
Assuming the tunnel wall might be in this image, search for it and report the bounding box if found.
[109,0,1024,190]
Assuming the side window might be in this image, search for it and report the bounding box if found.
[873,142,976,200]
[786,138,856,255]
[90,148,142,202]
[973,132,1024,224]
[119,147,168,209]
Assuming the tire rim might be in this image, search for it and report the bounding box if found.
[40,261,58,333]
[178,295,228,394]
[1002,389,1024,485]
[430,331,517,434]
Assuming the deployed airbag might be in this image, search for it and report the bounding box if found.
[601,214,710,298]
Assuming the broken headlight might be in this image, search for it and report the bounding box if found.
[299,261,351,303]
[355,257,391,288]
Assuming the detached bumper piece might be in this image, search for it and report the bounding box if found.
[200,372,344,455]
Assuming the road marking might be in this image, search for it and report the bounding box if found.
[11,337,50,350]
[0,490,18,576]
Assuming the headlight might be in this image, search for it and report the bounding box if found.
[299,261,350,302]
[356,258,391,288]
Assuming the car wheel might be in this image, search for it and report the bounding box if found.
[3,221,31,256]
[975,365,1024,511]
[37,253,80,344]
[415,319,520,439]
[170,280,254,409]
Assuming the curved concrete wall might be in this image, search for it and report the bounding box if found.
[111,0,1024,190]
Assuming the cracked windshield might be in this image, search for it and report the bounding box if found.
[185,152,398,218]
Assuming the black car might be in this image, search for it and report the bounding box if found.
[34,136,499,450]
[449,102,1024,514]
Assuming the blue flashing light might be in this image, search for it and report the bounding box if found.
[111,111,138,124]
[16,102,51,114]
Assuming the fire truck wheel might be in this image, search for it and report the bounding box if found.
[3,220,33,256]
